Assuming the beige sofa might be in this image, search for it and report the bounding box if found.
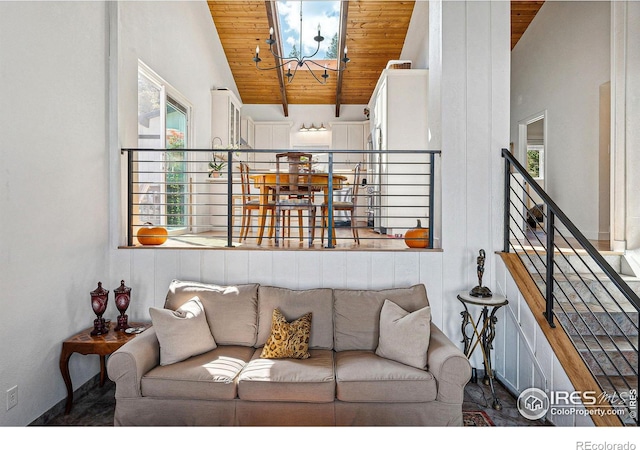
[107,280,471,426]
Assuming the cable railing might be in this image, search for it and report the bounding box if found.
[121,148,440,250]
[502,148,639,425]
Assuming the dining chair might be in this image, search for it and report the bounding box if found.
[238,162,275,241]
[321,163,361,246]
[274,152,316,247]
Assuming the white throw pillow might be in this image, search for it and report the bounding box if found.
[149,296,217,366]
[375,299,431,370]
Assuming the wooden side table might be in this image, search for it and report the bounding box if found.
[59,321,149,414]
[457,291,508,410]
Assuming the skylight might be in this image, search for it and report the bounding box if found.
[277,0,341,61]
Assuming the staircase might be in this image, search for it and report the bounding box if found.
[520,250,639,426]
[502,147,639,426]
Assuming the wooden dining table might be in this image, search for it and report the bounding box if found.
[250,172,347,245]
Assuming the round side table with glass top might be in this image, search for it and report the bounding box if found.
[457,291,508,410]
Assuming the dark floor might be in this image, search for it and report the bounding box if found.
[34,371,549,427]
[462,375,550,427]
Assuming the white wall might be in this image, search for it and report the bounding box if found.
[116,0,238,149]
[400,0,429,69]
[432,0,510,346]
[0,1,110,426]
[511,1,611,240]
[612,1,640,252]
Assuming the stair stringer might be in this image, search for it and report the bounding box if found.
[494,252,623,426]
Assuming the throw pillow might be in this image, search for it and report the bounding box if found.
[260,308,312,359]
[149,296,217,366]
[375,299,431,370]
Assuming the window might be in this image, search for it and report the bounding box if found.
[277,1,341,61]
[526,144,544,180]
[137,62,191,231]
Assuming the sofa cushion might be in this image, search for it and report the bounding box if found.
[164,280,259,346]
[375,299,431,370]
[238,349,335,402]
[141,346,255,401]
[149,297,217,366]
[335,350,437,403]
[333,284,429,352]
[257,286,333,350]
[260,309,311,359]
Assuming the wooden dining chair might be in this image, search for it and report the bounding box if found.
[238,162,275,241]
[274,152,316,247]
[321,163,361,246]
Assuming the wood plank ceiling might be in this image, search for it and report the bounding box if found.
[511,1,544,50]
[208,0,414,116]
[207,1,543,116]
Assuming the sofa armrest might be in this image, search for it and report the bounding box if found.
[107,327,159,399]
[427,323,472,404]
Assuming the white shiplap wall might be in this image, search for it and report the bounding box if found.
[108,249,449,331]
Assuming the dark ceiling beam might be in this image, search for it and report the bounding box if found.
[334,1,349,118]
[265,0,289,117]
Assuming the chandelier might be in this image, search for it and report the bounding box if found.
[252,1,350,84]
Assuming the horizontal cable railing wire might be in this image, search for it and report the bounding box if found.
[502,148,639,425]
[122,148,440,250]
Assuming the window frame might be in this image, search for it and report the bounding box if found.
[136,61,194,234]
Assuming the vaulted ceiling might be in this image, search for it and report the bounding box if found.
[511,1,544,49]
[208,1,543,116]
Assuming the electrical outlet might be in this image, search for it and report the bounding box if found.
[7,386,17,410]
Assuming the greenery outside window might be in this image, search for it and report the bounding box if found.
[526,144,544,180]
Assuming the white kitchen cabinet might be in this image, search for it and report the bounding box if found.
[241,116,255,148]
[367,69,429,236]
[253,121,292,165]
[211,89,242,148]
[329,121,368,169]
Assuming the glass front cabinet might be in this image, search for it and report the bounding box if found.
[211,88,242,148]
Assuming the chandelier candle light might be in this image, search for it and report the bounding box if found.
[253,1,350,84]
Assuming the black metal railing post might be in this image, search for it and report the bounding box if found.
[127,149,134,247]
[326,152,334,248]
[545,211,556,327]
[428,152,435,249]
[226,150,233,248]
[503,154,511,253]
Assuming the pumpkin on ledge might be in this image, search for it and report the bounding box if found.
[404,220,429,249]
[137,222,168,246]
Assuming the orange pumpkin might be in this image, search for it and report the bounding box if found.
[137,222,168,246]
[404,220,429,248]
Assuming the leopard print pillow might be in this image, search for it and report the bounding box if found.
[260,308,312,359]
